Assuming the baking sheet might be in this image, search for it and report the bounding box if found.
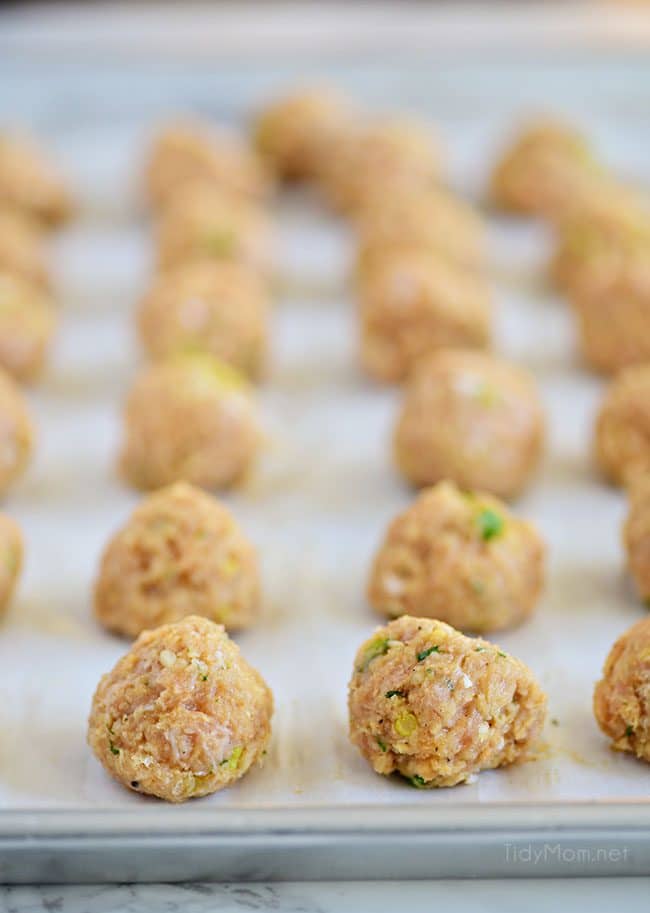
[0,112,647,819]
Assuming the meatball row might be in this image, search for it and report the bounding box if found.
[123,118,279,493]
[491,118,650,377]
[0,133,65,384]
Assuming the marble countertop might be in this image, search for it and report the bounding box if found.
[1,880,648,913]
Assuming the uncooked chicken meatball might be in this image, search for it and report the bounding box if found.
[569,253,650,375]
[368,481,545,633]
[120,354,259,492]
[550,185,650,297]
[358,249,491,384]
[355,186,485,278]
[144,122,270,211]
[0,368,33,496]
[624,478,650,605]
[0,208,49,288]
[0,134,72,227]
[489,119,600,219]
[595,365,650,487]
[0,272,56,382]
[594,616,650,764]
[320,117,443,214]
[0,513,22,617]
[88,615,273,802]
[95,482,261,637]
[154,182,274,278]
[348,615,546,787]
[394,349,545,498]
[138,260,269,379]
[253,87,353,182]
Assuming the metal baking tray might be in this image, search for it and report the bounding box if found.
[1,40,650,882]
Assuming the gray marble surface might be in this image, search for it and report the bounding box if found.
[1,880,649,913]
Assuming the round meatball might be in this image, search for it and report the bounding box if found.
[253,87,353,182]
[569,254,650,375]
[394,349,545,498]
[550,185,650,297]
[348,615,546,788]
[594,616,650,764]
[0,207,49,289]
[144,122,271,211]
[624,478,650,605]
[319,117,443,215]
[154,181,274,278]
[0,513,22,618]
[120,354,259,492]
[87,615,273,802]
[0,368,33,496]
[368,481,545,633]
[0,134,72,227]
[358,249,491,384]
[355,186,485,279]
[95,482,261,637]
[489,119,601,219]
[0,272,56,382]
[595,365,650,487]
[138,260,269,379]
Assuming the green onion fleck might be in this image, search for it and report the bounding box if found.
[109,740,120,756]
[477,509,504,542]
[417,645,440,662]
[385,689,405,699]
[497,651,507,659]
[357,637,390,672]
[409,774,428,789]
[626,725,634,738]
[376,738,388,753]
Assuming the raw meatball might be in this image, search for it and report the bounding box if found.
[120,354,259,492]
[489,119,601,219]
[138,260,269,379]
[368,481,545,633]
[355,186,485,279]
[88,615,273,802]
[253,87,353,182]
[394,349,545,498]
[593,616,650,764]
[0,208,49,289]
[154,181,274,278]
[348,615,546,787]
[0,272,56,382]
[624,478,650,605]
[594,365,650,487]
[358,249,491,384]
[0,134,72,227]
[144,122,271,211]
[0,368,33,496]
[0,513,22,617]
[550,185,650,296]
[95,482,261,637]
[569,254,650,375]
[319,117,443,214]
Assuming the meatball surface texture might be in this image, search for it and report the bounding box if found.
[348,615,547,787]
[120,354,259,492]
[358,249,491,383]
[394,349,545,498]
[595,365,650,487]
[368,481,545,633]
[594,616,650,764]
[88,615,273,801]
[95,482,261,637]
[0,512,22,617]
[138,260,269,379]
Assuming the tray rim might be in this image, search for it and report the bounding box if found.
[1,800,650,837]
